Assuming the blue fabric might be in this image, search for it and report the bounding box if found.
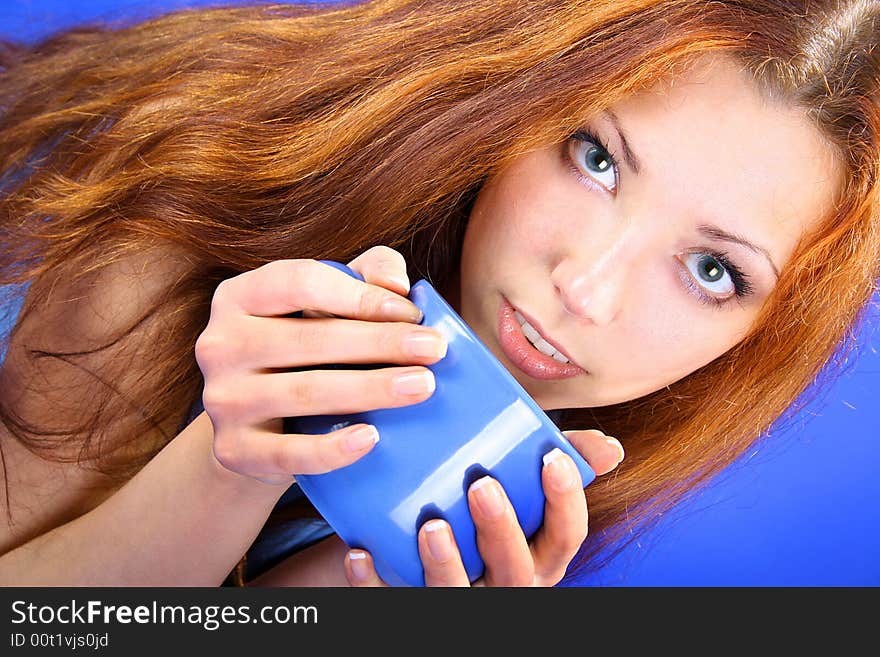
[243,490,335,582]
[0,283,28,363]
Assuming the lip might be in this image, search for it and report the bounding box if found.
[497,297,587,380]
[512,305,582,368]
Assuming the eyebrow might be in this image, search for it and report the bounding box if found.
[698,224,780,278]
[604,109,642,175]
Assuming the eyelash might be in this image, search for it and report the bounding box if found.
[568,129,619,194]
[566,129,755,308]
[681,250,755,308]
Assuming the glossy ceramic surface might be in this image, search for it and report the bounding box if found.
[289,260,595,586]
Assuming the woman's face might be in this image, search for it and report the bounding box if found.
[456,55,842,410]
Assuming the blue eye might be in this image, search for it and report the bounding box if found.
[683,253,735,297]
[567,130,618,193]
[679,251,754,307]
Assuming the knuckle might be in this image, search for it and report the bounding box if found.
[479,507,519,537]
[212,436,240,471]
[387,325,410,355]
[276,259,315,307]
[296,322,326,358]
[194,331,219,369]
[201,384,246,418]
[286,372,315,411]
[496,514,522,539]
[210,279,233,312]
[358,286,389,317]
[286,258,313,280]
[194,330,239,372]
[200,384,224,413]
[270,442,298,474]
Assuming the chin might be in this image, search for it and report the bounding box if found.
[537,386,638,410]
[529,389,590,411]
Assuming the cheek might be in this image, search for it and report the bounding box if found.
[473,152,590,252]
[618,287,752,384]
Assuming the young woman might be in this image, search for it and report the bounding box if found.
[0,0,877,586]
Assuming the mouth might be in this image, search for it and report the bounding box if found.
[497,297,587,381]
[513,305,581,365]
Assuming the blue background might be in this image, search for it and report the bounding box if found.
[2,0,878,586]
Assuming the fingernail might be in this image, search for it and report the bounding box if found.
[392,368,435,397]
[382,296,423,323]
[344,424,380,452]
[404,330,448,359]
[543,447,576,491]
[605,436,625,463]
[470,476,505,518]
[423,519,455,562]
[348,550,370,581]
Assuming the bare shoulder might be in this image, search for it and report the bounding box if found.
[0,242,197,555]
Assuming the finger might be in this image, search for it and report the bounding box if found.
[212,422,380,477]
[217,259,422,323]
[468,476,535,587]
[530,448,589,586]
[417,520,471,587]
[222,366,436,421]
[227,315,447,370]
[562,429,625,476]
[345,550,389,587]
[347,245,412,297]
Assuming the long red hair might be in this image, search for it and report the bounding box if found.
[1,0,877,584]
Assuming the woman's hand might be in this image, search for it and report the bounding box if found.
[195,246,446,485]
[342,429,625,586]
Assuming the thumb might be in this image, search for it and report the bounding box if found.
[562,429,625,476]
[347,245,412,297]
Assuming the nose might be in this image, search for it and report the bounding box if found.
[550,220,646,326]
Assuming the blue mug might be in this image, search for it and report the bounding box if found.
[287,260,595,586]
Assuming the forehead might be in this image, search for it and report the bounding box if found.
[609,55,843,264]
